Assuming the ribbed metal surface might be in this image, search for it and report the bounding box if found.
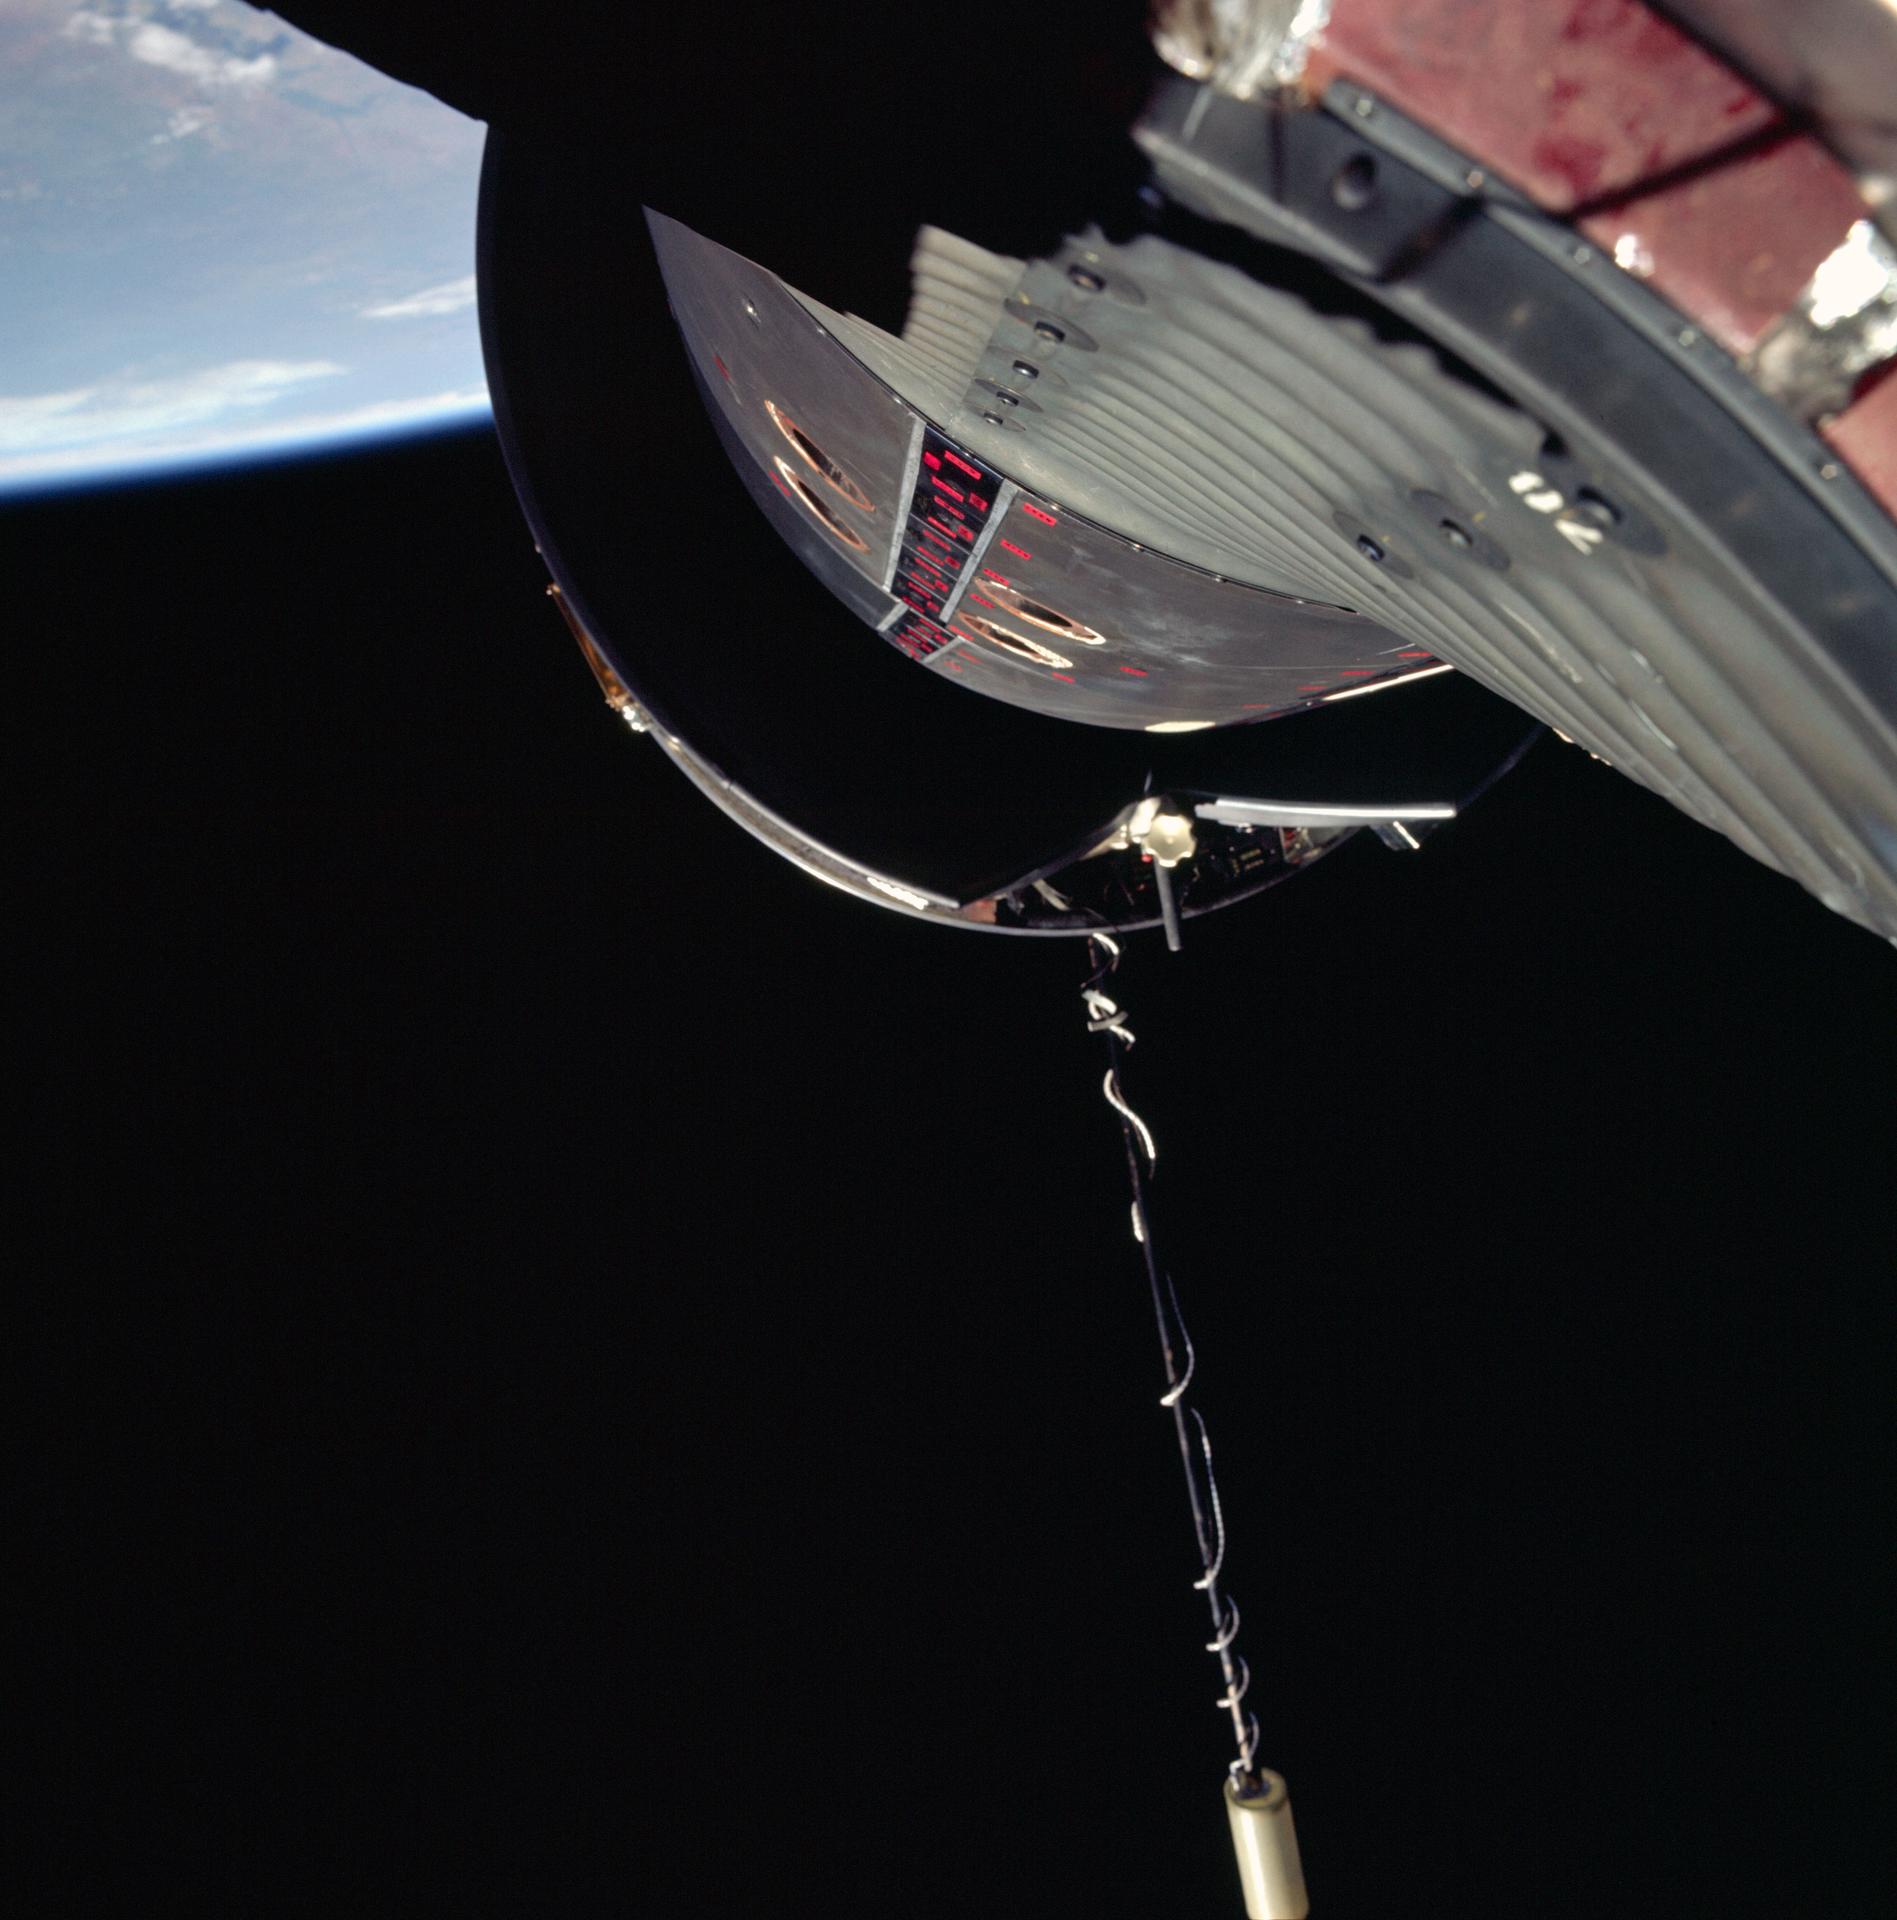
[661,201,1897,936]
[654,211,1436,733]
[816,225,1897,936]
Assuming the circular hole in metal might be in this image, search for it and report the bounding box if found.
[1356,534,1386,563]
[1540,430,1570,462]
[1011,360,1040,379]
[1572,485,1622,527]
[773,455,868,552]
[765,400,874,512]
[1033,320,1065,343]
[1068,265,1105,292]
[956,610,1073,670]
[980,410,1005,426]
[980,580,1106,644]
[994,391,1019,408]
[1332,154,1378,211]
[1439,517,1473,549]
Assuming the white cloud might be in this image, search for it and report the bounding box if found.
[151,104,216,144]
[360,275,479,321]
[0,382,490,487]
[127,20,278,87]
[0,386,100,435]
[0,358,344,458]
[63,9,121,47]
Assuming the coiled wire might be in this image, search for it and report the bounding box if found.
[1081,933,1261,1781]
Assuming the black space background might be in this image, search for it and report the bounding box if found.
[9,6,1897,1915]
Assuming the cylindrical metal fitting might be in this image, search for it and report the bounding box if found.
[1224,1769,1308,1919]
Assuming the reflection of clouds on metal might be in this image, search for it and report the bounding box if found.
[952,609,1074,671]
[976,578,1106,645]
[772,454,868,552]
[765,399,875,513]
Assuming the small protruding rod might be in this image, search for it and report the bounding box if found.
[1151,858,1184,951]
[1225,1770,1309,1920]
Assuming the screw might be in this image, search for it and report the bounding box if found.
[1677,326,1698,347]
[1011,359,1040,379]
[1033,321,1065,343]
[1351,94,1375,119]
[1356,534,1386,562]
[1068,265,1105,292]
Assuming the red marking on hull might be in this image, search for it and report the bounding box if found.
[1301,0,1862,357]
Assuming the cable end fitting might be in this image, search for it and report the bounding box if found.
[1225,1769,1308,1919]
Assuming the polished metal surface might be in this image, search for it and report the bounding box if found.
[553,548,1364,932]
[1748,220,1897,422]
[650,209,1447,733]
[1151,0,1333,100]
[1195,795,1453,827]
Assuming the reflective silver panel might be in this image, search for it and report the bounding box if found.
[648,210,1437,732]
